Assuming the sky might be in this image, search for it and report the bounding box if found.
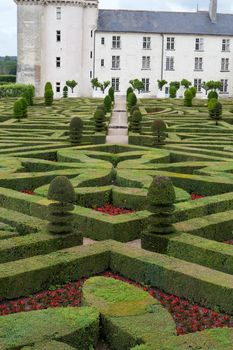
[0,0,233,56]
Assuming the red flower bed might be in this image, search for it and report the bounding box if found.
[191,194,205,200]
[224,240,233,245]
[0,272,232,336]
[20,189,35,195]
[94,204,134,216]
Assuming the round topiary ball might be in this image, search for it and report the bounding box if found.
[151,119,166,134]
[147,176,176,206]
[48,176,76,203]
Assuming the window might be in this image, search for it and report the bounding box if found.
[142,56,151,70]
[90,71,92,79]
[142,78,150,93]
[194,57,203,71]
[112,56,120,69]
[220,79,228,93]
[194,78,202,92]
[143,37,151,49]
[91,30,93,38]
[56,7,61,20]
[56,30,61,42]
[112,36,121,49]
[56,82,61,93]
[56,57,61,68]
[166,37,175,50]
[112,78,120,92]
[101,59,105,67]
[90,51,93,59]
[222,39,230,52]
[195,38,204,51]
[101,37,105,45]
[166,56,174,71]
[221,58,229,72]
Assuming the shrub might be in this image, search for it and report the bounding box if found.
[20,97,28,118]
[70,117,83,145]
[0,84,34,98]
[181,79,192,89]
[45,82,52,91]
[126,87,134,98]
[44,88,54,106]
[208,98,222,125]
[22,85,34,106]
[13,99,23,122]
[151,119,167,145]
[146,176,176,235]
[94,109,105,132]
[108,86,115,102]
[208,90,218,100]
[128,92,137,109]
[130,105,139,116]
[104,95,112,113]
[157,79,167,91]
[47,176,77,235]
[184,89,193,107]
[190,86,197,98]
[66,80,78,93]
[63,86,68,98]
[96,104,106,115]
[170,81,180,91]
[130,110,142,133]
[169,86,177,98]
[0,75,16,83]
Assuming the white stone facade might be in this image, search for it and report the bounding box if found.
[15,0,233,98]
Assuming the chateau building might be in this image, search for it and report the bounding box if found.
[14,0,233,97]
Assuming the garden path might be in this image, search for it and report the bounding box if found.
[106,96,128,144]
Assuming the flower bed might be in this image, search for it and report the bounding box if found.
[94,204,134,216]
[191,194,206,200]
[224,240,233,245]
[20,189,35,195]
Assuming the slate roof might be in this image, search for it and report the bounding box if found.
[97,10,233,36]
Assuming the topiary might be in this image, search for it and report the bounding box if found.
[130,110,142,133]
[169,86,177,98]
[47,176,78,235]
[94,109,105,132]
[208,90,218,100]
[145,176,176,236]
[130,105,139,116]
[190,86,197,98]
[45,82,52,91]
[96,104,106,115]
[184,89,193,107]
[44,88,54,106]
[63,86,68,98]
[128,92,137,110]
[20,97,28,118]
[104,95,112,113]
[208,98,222,125]
[13,99,23,122]
[23,85,34,106]
[69,117,83,145]
[126,87,134,99]
[151,119,167,145]
[108,86,115,102]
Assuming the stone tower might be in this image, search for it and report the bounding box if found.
[14,0,99,97]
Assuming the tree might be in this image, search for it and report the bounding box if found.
[202,81,210,95]
[157,80,167,91]
[44,88,54,106]
[127,92,137,109]
[208,98,222,125]
[169,86,177,98]
[70,117,83,145]
[130,110,142,133]
[184,89,194,107]
[13,99,23,122]
[99,81,110,94]
[104,95,112,112]
[63,86,68,98]
[129,79,145,93]
[151,119,167,145]
[170,81,180,91]
[66,80,78,93]
[91,78,100,90]
[181,79,192,89]
[94,109,105,132]
[108,86,115,102]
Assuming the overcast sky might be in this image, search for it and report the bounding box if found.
[1,0,233,56]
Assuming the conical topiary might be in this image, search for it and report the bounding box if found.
[94,109,105,132]
[151,119,167,145]
[13,99,23,122]
[70,117,83,145]
[108,86,115,102]
[130,110,142,133]
[63,85,68,98]
[127,92,137,110]
[104,95,112,113]
[96,104,107,115]
[47,176,77,235]
[44,88,54,106]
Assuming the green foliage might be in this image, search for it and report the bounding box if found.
[66,80,78,93]
[127,87,134,98]
[0,74,16,83]
[13,99,23,122]
[146,176,176,235]
[130,105,139,117]
[128,92,137,109]
[170,81,180,91]
[208,98,222,125]
[151,119,167,145]
[208,90,219,100]
[0,56,17,75]
[129,79,145,93]
[0,84,34,98]
[94,109,106,132]
[108,86,115,102]
[189,86,197,98]
[91,78,110,93]
[63,85,68,98]
[47,176,76,235]
[44,88,54,106]
[96,104,107,115]
[131,110,142,133]
[169,86,177,98]
[181,79,192,89]
[22,85,34,106]
[45,82,53,91]
[104,95,112,113]
[203,80,222,94]
[184,89,194,107]
[70,117,83,145]
[157,80,167,91]
[100,81,110,94]
[91,78,100,90]
[20,97,28,118]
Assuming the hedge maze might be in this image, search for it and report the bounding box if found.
[0,96,233,349]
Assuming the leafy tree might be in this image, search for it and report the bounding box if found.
[63,86,68,98]
[104,95,112,112]
[99,81,110,94]
[202,81,210,95]
[157,80,167,91]
[66,80,78,93]
[129,79,145,93]
[170,81,180,91]
[181,79,192,89]
[208,98,222,125]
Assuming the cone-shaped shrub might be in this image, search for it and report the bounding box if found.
[184,89,193,107]
[130,105,139,116]
[108,86,115,102]
[126,87,134,99]
[44,88,54,106]
[63,86,68,98]
[96,104,107,115]
[169,86,177,98]
[13,99,23,122]
[208,98,222,125]
[104,95,112,113]
[146,176,176,235]
[45,82,53,91]
[47,176,77,235]
[128,92,137,110]
[70,117,83,145]
[151,119,167,145]
[131,110,142,133]
[20,97,28,118]
[94,109,105,132]
[208,90,218,100]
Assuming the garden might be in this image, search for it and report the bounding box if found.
[0,82,233,349]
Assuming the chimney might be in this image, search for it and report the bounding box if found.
[209,0,217,23]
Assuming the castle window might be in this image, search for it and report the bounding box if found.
[166,37,175,50]
[101,59,105,67]
[91,30,93,38]
[56,7,61,20]
[90,71,93,78]
[142,56,151,70]
[222,39,230,52]
[221,58,229,72]
[90,51,93,59]
[56,30,61,42]
[195,38,204,51]
[112,78,120,92]
[112,36,121,49]
[101,37,105,45]
[165,57,174,71]
[194,78,202,92]
[56,57,61,68]
[112,56,120,70]
[194,57,203,71]
[143,37,151,49]
[56,82,61,93]
[142,78,150,92]
[220,79,228,93]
